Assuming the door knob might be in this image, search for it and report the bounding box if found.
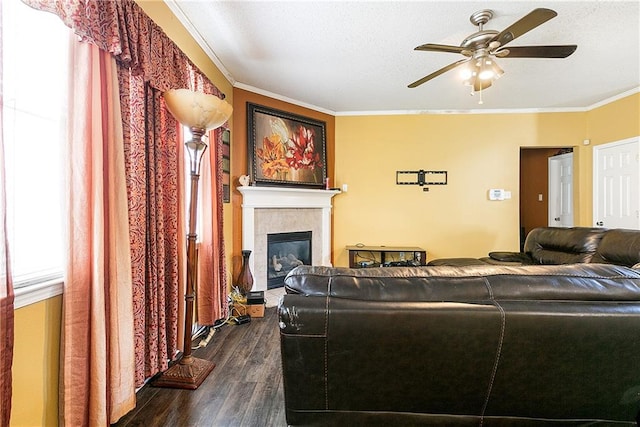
[554,217,560,221]
[596,221,604,226]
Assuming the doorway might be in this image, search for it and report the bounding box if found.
[548,152,574,228]
[593,137,640,229]
[520,147,574,250]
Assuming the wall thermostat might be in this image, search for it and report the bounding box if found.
[489,189,506,200]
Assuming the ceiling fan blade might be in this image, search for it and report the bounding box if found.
[414,43,466,54]
[408,58,470,88]
[492,8,557,47]
[498,45,577,58]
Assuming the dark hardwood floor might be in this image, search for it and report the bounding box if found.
[113,305,286,427]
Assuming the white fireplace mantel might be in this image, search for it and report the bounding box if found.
[238,186,340,291]
[238,186,340,209]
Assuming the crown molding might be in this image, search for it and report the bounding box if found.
[586,87,640,111]
[163,0,236,86]
[234,82,336,116]
[335,107,587,116]
[336,88,640,116]
[233,86,640,117]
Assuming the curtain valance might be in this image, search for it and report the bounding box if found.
[22,0,221,96]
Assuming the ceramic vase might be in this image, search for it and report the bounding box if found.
[237,250,254,295]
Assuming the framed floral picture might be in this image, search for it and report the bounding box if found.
[247,103,327,188]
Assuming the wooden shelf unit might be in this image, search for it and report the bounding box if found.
[346,245,427,268]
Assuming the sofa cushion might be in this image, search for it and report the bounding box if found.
[426,257,488,266]
[482,251,533,265]
[591,228,640,267]
[426,226,609,267]
[524,226,606,264]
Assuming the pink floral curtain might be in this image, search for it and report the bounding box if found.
[61,36,135,425]
[0,2,16,425]
[118,70,183,383]
[198,126,228,325]
[22,0,229,422]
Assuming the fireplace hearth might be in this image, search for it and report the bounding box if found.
[267,231,311,289]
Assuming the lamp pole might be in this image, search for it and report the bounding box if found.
[152,127,215,389]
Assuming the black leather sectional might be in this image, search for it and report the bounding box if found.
[429,227,640,267]
[278,228,640,425]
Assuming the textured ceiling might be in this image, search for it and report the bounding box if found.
[166,1,640,114]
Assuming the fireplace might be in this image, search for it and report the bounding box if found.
[267,231,312,289]
[238,186,340,292]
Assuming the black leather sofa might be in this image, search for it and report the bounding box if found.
[279,263,640,425]
[428,227,640,267]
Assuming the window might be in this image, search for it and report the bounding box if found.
[2,0,69,302]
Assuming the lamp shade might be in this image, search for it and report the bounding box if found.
[163,88,233,131]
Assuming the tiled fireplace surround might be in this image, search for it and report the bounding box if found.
[238,186,340,291]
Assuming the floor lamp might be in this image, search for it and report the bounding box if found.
[152,89,233,389]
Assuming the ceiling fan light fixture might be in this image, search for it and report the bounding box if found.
[460,67,474,81]
[478,56,499,81]
[478,68,494,80]
[490,60,504,80]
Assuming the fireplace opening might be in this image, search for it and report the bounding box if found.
[267,231,312,289]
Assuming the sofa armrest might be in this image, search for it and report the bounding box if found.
[488,251,533,264]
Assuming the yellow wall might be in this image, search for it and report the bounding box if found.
[333,92,639,266]
[587,93,640,145]
[579,93,640,224]
[11,297,62,427]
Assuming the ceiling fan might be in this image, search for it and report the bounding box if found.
[408,8,577,99]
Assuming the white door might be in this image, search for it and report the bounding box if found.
[548,152,574,227]
[593,137,640,229]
